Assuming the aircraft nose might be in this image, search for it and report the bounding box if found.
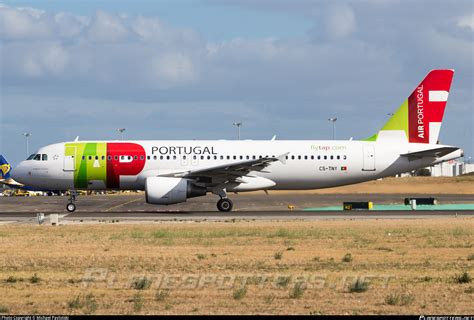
[12,162,29,184]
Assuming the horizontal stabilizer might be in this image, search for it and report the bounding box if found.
[401,147,459,159]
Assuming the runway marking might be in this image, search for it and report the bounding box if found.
[105,198,142,212]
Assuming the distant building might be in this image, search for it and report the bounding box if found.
[396,159,473,177]
[428,160,474,177]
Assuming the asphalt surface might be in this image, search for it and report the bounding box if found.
[1,193,473,223]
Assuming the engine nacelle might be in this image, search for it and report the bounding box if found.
[145,177,207,205]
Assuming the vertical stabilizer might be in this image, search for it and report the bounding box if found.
[364,69,454,144]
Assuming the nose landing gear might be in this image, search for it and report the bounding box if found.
[66,191,77,213]
[66,202,76,212]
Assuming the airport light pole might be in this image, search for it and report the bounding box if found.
[233,122,242,140]
[328,117,337,140]
[117,128,126,141]
[23,132,31,157]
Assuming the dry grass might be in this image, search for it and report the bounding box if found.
[0,218,473,314]
[266,176,474,194]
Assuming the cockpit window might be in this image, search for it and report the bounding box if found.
[42,154,48,161]
[27,154,36,160]
[33,154,41,161]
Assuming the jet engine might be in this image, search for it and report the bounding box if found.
[145,177,207,205]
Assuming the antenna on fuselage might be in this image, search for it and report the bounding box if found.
[271,135,277,141]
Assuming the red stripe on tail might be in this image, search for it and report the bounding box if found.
[408,69,454,143]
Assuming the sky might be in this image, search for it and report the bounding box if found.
[0,0,473,166]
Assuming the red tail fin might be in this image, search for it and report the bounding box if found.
[408,69,454,144]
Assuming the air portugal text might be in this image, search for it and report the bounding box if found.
[151,146,217,155]
[416,85,425,140]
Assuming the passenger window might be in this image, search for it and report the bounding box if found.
[134,156,138,160]
[324,155,327,160]
[304,156,308,160]
[154,156,157,160]
[108,156,112,161]
[246,156,250,160]
[233,156,237,160]
[311,155,314,160]
[147,156,150,160]
[207,156,211,160]
[128,156,132,160]
[88,156,92,160]
[330,155,334,160]
[183,155,187,160]
[173,155,176,160]
[343,155,347,160]
[193,155,197,160]
[214,156,217,160]
[140,155,144,160]
[298,155,301,160]
[95,156,98,160]
[337,155,340,160]
[252,155,256,160]
[240,156,243,160]
[317,155,321,160]
[120,156,124,160]
[201,156,204,160]
[114,156,118,160]
[160,156,164,160]
[42,154,48,161]
[101,156,105,160]
[220,155,224,160]
[291,156,295,160]
[82,156,85,160]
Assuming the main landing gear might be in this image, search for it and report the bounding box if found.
[217,198,233,212]
[215,188,233,212]
[66,191,77,213]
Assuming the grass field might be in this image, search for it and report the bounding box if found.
[269,176,474,195]
[0,218,473,315]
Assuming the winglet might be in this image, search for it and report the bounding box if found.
[74,136,80,142]
[271,135,277,141]
[277,152,289,164]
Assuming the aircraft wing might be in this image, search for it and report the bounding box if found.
[400,147,460,159]
[160,153,288,184]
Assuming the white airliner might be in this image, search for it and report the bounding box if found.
[12,70,463,212]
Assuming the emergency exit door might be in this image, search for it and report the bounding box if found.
[63,146,76,171]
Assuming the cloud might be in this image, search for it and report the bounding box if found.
[0,2,472,165]
[1,4,202,89]
[325,5,357,39]
[0,5,51,39]
[86,11,130,42]
[457,14,474,31]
